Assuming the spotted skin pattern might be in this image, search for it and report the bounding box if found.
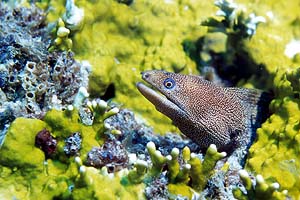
[137,70,269,153]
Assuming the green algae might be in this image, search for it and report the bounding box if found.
[0,118,45,169]
[193,1,300,196]
[203,1,300,198]
[0,108,146,199]
[233,170,288,200]
[168,183,195,199]
[125,142,226,197]
[73,165,145,200]
[246,68,300,198]
[45,0,218,134]
[0,118,72,199]
[2,0,300,198]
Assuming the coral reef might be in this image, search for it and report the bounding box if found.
[49,0,84,51]
[50,18,73,51]
[0,3,90,144]
[197,1,300,198]
[64,132,82,156]
[126,142,227,198]
[1,0,300,199]
[0,98,135,199]
[74,157,145,200]
[233,169,288,200]
[203,0,266,38]
[45,0,212,133]
[0,95,230,199]
[62,0,84,32]
[104,109,201,155]
[144,174,169,200]
[246,68,300,198]
[196,0,270,87]
[86,138,129,172]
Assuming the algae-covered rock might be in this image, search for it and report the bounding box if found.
[45,0,216,133]
[0,98,229,199]
[246,68,300,198]
[0,3,90,144]
[168,183,196,199]
[0,118,45,169]
[233,169,288,200]
[2,0,300,199]
[198,1,300,197]
[0,106,147,199]
[0,118,71,200]
[74,159,145,200]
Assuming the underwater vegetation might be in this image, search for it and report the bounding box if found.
[0,96,226,199]
[0,102,145,199]
[0,0,300,199]
[0,3,90,144]
[45,0,210,134]
[245,67,300,198]
[233,169,288,200]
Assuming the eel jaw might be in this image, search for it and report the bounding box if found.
[136,82,186,119]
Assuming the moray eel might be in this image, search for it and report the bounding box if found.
[137,70,271,153]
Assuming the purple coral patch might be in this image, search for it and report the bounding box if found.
[86,139,128,172]
[35,128,57,158]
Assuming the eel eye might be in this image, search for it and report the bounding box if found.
[163,78,175,89]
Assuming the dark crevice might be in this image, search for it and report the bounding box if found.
[101,83,116,101]
[182,36,274,90]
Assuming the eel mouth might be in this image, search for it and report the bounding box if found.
[136,82,186,117]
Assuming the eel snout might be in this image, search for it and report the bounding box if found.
[136,82,186,119]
